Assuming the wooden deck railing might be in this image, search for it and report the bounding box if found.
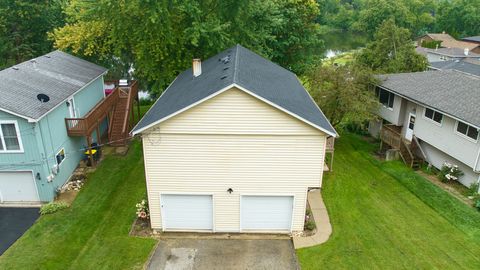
[379,124,402,149]
[121,80,138,134]
[65,87,121,136]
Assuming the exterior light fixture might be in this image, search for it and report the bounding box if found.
[36,172,41,181]
[227,188,233,194]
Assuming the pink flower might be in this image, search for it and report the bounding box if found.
[139,211,147,219]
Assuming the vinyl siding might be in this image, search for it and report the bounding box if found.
[142,88,327,232]
[0,76,105,202]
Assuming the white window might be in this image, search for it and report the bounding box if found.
[0,120,23,153]
[424,108,443,124]
[455,121,479,141]
[56,148,66,165]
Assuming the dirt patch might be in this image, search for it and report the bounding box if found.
[130,218,153,237]
[416,171,475,207]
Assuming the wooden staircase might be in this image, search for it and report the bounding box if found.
[399,139,423,169]
[108,82,138,146]
[380,125,426,169]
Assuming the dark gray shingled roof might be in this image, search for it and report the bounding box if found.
[0,50,107,121]
[430,59,480,76]
[462,36,480,43]
[132,44,336,136]
[378,70,480,128]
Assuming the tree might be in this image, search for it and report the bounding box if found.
[355,19,427,73]
[0,0,65,68]
[435,0,480,38]
[52,0,323,94]
[306,64,378,128]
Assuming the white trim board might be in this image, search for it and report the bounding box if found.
[132,83,337,137]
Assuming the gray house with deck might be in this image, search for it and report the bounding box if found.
[369,70,480,189]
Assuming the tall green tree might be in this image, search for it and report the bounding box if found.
[52,0,323,94]
[355,19,427,73]
[436,0,480,38]
[306,64,378,128]
[0,0,65,68]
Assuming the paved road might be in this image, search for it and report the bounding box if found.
[0,207,39,255]
[147,238,299,270]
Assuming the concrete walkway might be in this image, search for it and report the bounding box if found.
[292,189,332,249]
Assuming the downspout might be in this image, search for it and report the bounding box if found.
[38,120,51,181]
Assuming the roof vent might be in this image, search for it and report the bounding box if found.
[220,55,230,64]
[37,93,50,103]
[12,66,19,70]
[193,59,202,77]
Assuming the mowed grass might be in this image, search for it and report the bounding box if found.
[0,141,157,270]
[298,133,480,269]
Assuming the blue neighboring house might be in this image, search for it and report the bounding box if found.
[0,51,136,204]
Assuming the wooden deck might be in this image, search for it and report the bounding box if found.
[65,80,139,145]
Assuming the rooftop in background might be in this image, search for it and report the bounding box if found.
[132,44,336,136]
[429,59,480,77]
[415,46,480,58]
[418,33,480,50]
[377,70,480,128]
[0,51,107,121]
[461,36,480,44]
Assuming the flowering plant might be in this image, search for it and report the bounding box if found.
[438,162,464,183]
[136,199,150,220]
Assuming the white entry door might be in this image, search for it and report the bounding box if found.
[241,196,293,232]
[405,113,416,141]
[0,171,40,203]
[161,194,213,231]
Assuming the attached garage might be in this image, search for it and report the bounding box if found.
[160,194,213,231]
[241,196,294,232]
[0,171,40,203]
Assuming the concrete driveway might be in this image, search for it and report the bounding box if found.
[147,238,299,270]
[0,207,39,255]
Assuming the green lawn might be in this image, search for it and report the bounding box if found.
[2,131,480,269]
[0,141,157,270]
[298,133,480,269]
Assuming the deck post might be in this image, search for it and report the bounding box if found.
[330,152,334,172]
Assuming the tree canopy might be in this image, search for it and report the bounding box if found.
[306,64,378,128]
[52,0,323,94]
[0,0,65,69]
[355,19,428,73]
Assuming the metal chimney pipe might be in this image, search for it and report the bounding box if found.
[193,59,202,77]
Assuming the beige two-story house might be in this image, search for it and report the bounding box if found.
[132,45,336,233]
[369,70,480,189]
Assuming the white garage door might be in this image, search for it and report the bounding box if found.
[161,194,213,231]
[0,171,39,203]
[241,196,294,231]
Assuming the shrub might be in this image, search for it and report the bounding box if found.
[135,199,150,220]
[40,201,69,215]
[438,162,464,183]
[305,220,316,231]
[475,199,480,210]
[467,182,480,197]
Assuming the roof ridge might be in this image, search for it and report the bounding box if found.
[232,44,240,84]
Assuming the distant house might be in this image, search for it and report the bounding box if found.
[416,47,480,63]
[417,33,480,54]
[461,36,480,44]
[369,70,480,189]
[429,59,480,77]
[132,45,336,233]
[0,51,138,205]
